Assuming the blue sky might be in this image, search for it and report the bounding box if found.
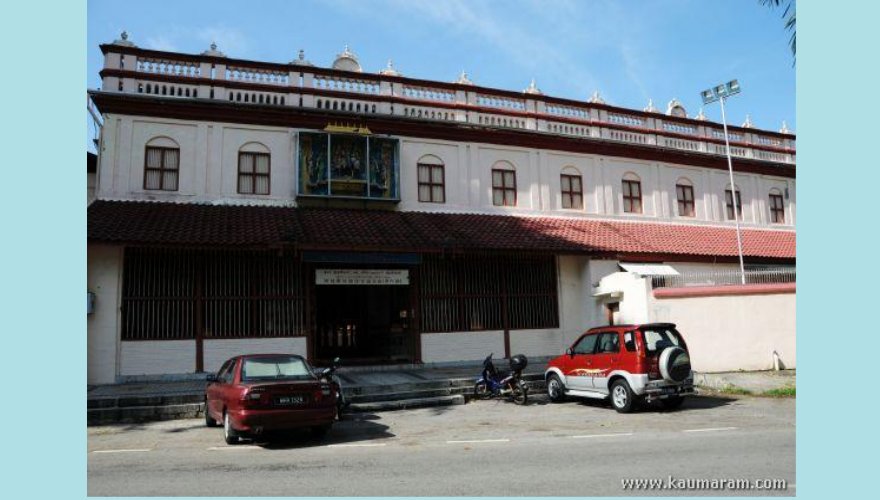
[87,0,795,150]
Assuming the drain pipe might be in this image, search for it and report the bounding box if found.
[772,351,781,371]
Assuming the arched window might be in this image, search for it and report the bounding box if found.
[143,137,180,191]
[237,142,271,195]
[622,173,642,214]
[491,161,516,207]
[769,189,785,223]
[417,155,445,203]
[725,184,743,221]
[560,166,583,210]
[675,178,695,217]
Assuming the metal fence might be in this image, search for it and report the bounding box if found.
[650,267,796,289]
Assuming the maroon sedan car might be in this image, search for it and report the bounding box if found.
[205,354,337,444]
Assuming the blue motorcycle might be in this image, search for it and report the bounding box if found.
[474,353,529,405]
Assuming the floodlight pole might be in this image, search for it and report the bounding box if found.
[718,96,747,285]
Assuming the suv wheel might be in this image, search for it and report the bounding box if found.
[610,379,636,413]
[546,374,566,403]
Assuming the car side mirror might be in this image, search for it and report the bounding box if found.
[206,373,218,383]
[321,367,332,378]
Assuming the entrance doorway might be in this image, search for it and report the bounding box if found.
[314,284,415,364]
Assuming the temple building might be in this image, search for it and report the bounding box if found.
[87,36,795,384]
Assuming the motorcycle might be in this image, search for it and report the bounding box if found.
[474,353,529,405]
[319,357,349,419]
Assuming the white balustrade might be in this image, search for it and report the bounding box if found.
[313,75,380,94]
[607,113,644,127]
[662,122,697,135]
[137,57,201,78]
[545,103,590,120]
[662,136,701,152]
[226,66,289,86]
[400,85,456,103]
[608,129,648,144]
[476,94,526,111]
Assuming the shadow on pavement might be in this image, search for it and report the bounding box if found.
[253,413,394,450]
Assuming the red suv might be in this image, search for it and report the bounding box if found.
[544,323,694,412]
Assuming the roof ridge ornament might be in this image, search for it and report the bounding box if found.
[695,107,708,121]
[779,120,791,134]
[644,98,659,113]
[201,41,226,57]
[666,98,687,117]
[588,90,605,104]
[379,59,402,76]
[523,78,543,95]
[291,49,314,66]
[742,114,754,128]
[455,70,474,85]
[332,44,362,72]
[113,30,136,47]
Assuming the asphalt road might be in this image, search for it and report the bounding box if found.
[88,393,795,496]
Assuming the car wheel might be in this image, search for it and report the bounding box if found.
[311,423,332,439]
[546,374,566,403]
[474,381,491,400]
[223,411,239,445]
[610,379,636,413]
[204,399,218,427]
[660,396,685,410]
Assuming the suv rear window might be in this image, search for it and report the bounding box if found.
[640,326,683,354]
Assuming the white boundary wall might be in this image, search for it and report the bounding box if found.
[650,289,796,372]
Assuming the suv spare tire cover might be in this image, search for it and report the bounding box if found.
[659,346,691,383]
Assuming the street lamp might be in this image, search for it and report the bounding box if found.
[701,79,746,285]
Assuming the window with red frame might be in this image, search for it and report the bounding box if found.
[238,152,270,195]
[622,179,642,213]
[676,183,695,217]
[769,193,785,223]
[144,146,180,191]
[492,169,516,206]
[417,163,445,203]
[725,189,743,220]
[561,174,583,209]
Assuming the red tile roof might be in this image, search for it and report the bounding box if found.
[87,200,795,260]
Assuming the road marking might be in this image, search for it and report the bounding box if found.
[91,448,151,454]
[683,427,738,433]
[327,443,388,448]
[570,432,633,439]
[446,439,510,444]
[206,445,261,451]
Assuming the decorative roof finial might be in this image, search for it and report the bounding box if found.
[695,107,708,121]
[588,90,605,104]
[113,30,136,47]
[779,121,791,134]
[742,114,754,128]
[290,49,314,66]
[379,59,402,77]
[201,41,226,57]
[644,98,659,113]
[455,70,474,85]
[666,98,687,117]
[523,78,543,95]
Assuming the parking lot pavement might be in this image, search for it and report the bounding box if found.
[88,394,795,496]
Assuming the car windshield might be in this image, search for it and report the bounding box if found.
[241,356,314,382]
[640,326,683,354]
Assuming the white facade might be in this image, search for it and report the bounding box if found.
[95,114,796,228]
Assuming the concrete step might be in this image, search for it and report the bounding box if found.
[349,394,465,412]
[88,402,205,426]
[349,385,475,404]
